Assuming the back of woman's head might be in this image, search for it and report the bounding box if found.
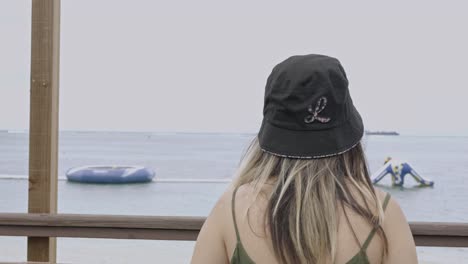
[231,54,388,263]
[233,138,388,264]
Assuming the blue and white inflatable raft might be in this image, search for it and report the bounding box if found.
[66,165,155,183]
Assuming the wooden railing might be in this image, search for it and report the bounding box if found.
[0,213,467,247]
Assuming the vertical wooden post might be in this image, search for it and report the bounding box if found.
[28,0,60,262]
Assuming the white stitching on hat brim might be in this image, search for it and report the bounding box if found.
[259,134,363,159]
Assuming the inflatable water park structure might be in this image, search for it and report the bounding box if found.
[372,157,434,187]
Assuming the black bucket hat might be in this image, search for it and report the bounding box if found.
[258,54,364,159]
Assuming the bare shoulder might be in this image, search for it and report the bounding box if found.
[207,183,257,224]
[212,184,237,216]
[373,188,418,264]
[374,187,390,205]
[204,183,258,235]
[191,184,238,264]
[374,188,405,230]
[373,188,404,224]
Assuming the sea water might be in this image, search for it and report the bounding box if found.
[0,131,467,263]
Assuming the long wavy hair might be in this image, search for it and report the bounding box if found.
[232,137,388,264]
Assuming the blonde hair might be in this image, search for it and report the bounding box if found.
[233,137,388,264]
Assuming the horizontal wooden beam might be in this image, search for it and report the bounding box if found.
[410,221,468,237]
[0,213,204,230]
[0,226,199,241]
[0,213,467,247]
[0,262,56,264]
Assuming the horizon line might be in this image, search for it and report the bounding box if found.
[1,128,468,137]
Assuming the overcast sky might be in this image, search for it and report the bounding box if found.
[1,1,467,135]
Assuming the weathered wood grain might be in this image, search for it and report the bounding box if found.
[28,0,61,262]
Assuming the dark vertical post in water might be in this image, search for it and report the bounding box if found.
[28,0,60,262]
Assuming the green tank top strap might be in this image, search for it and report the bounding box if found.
[231,186,241,241]
[361,192,391,250]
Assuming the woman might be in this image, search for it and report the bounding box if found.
[191,54,418,264]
